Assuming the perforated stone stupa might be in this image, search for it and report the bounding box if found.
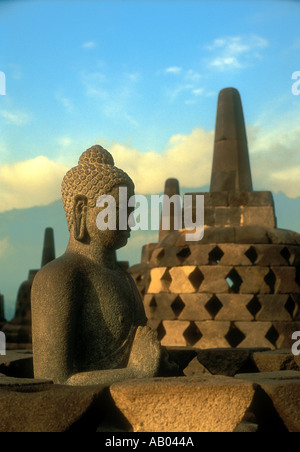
[131,87,300,350]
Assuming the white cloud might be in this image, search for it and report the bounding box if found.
[205,35,268,71]
[165,67,182,74]
[105,127,214,194]
[56,93,75,113]
[0,110,30,126]
[82,41,96,49]
[0,156,68,212]
[1,114,299,214]
[57,137,73,148]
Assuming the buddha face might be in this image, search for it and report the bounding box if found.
[75,185,135,251]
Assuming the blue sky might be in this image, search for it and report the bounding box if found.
[0,1,300,186]
[1,0,300,318]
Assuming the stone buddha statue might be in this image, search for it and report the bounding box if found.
[31,145,175,385]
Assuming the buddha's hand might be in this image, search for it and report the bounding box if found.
[128,326,162,378]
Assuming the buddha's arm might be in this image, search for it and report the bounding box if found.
[31,261,81,384]
[66,325,163,386]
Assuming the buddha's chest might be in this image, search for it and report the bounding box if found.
[76,268,142,350]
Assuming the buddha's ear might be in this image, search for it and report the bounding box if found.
[73,195,88,241]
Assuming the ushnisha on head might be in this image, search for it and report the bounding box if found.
[61,145,135,247]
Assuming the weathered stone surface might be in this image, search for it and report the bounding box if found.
[272,267,300,294]
[235,322,274,349]
[161,321,191,347]
[217,244,255,266]
[272,321,300,349]
[214,294,254,321]
[183,356,212,376]
[0,378,108,432]
[210,88,252,192]
[256,295,295,321]
[144,294,186,321]
[177,294,212,321]
[128,262,149,299]
[235,371,300,432]
[252,350,300,373]
[237,267,270,294]
[141,243,157,264]
[242,206,276,228]
[110,375,256,432]
[0,374,51,388]
[254,245,291,266]
[215,206,241,226]
[148,267,171,293]
[0,350,33,378]
[228,191,274,207]
[159,178,181,242]
[169,266,200,293]
[198,266,231,293]
[196,348,263,377]
[194,321,231,348]
[165,347,198,374]
[0,294,6,324]
[182,245,214,266]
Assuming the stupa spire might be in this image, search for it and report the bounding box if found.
[210,87,253,192]
[41,228,56,267]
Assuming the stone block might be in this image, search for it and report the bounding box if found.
[148,267,171,293]
[177,293,212,321]
[272,267,300,293]
[165,346,198,374]
[217,244,255,266]
[169,266,203,293]
[200,226,236,244]
[182,244,214,266]
[256,295,295,321]
[183,356,212,376]
[141,243,157,264]
[0,378,108,432]
[235,321,274,349]
[196,348,261,377]
[235,371,300,432]
[234,226,271,244]
[215,207,241,227]
[242,206,276,228]
[252,349,300,373]
[203,206,216,227]
[198,266,231,293]
[0,350,33,378]
[194,321,231,348]
[254,245,291,266]
[161,320,191,347]
[214,294,254,321]
[228,191,274,207]
[272,321,300,349]
[109,375,256,432]
[144,294,177,320]
[237,267,271,294]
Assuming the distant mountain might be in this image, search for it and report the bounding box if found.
[0,191,299,320]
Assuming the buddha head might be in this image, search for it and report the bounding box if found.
[61,145,135,250]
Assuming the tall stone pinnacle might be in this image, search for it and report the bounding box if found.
[0,294,5,322]
[159,178,181,242]
[41,228,56,267]
[210,87,253,192]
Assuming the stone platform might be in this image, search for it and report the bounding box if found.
[0,348,299,432]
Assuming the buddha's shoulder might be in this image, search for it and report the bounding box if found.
[32,253,88,289]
